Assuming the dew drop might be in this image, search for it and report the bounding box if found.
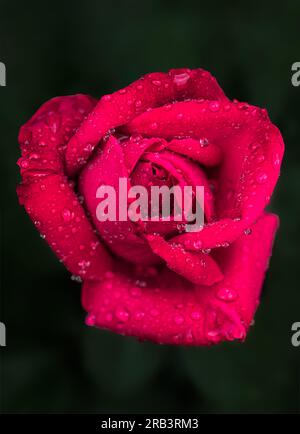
[20,159,29,168]
[216,288,238,302]
[115,307,129,323]
[134,311,145,320]
[209,101,220,112]
[173,72,190,86]
[199,138,209,147]
[193,240,203,250]
[61,208,74,222]
[85,313,96,326]
[71,275,82,283]
[256,172,268,184]
[185,329,194,344]
[273,153,281,168]
[191,311,201,320]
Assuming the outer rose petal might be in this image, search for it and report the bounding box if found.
[65,68,228,176]
[82,213,279,345]
[17,95,112,279]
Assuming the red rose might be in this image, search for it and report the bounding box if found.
[17,68,284,346]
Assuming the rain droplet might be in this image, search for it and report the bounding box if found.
[199,138,209,147]
[256,172,268,184]
[273,153,281,168]
[71,275,82,283]
[193,240,203,250]
[134,311,145,320]
[61,209,74,222]
[115,307,129,323]
[216,288,238,302]
[85,313,96,326]
[209,101,220,112]
[173,72,190,86]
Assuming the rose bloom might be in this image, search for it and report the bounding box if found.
[17,68,284,346]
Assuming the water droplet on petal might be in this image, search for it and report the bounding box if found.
[115,307,129,323]
[71,274,82,283]
[216,288,238,302]
[85,313,96,326]
[256,172,268,184]
[185,329,194,344]
[61,209,74,222]
[273,153,281,168]
[173,72,190,86]
[191,311,201,320]
[20,159,29,168]
[199,138,209,147]
[209,101,220,112]
[193,240,203,250]
[134,311,145,320]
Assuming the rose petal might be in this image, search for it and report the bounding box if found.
[79,135,161,265]
[167,138,222,167]
[146,234,223,286]
[125,99,284,235]
[17,95,112,279]
[82,213,278,345]
[65,68,227,176]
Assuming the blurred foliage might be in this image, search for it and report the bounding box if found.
[0,0,299,413]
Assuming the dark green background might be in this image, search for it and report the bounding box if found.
[0,0,299,413]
